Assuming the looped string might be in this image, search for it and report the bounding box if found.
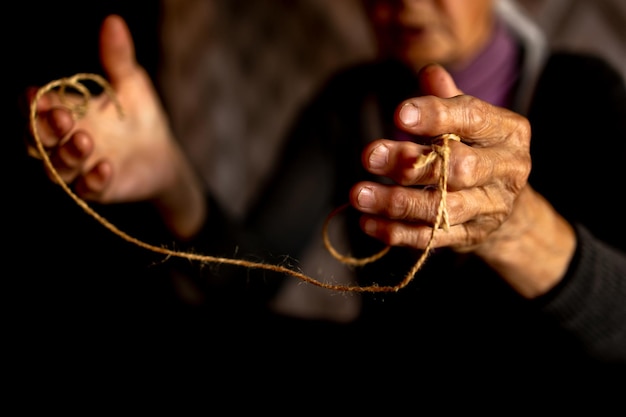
[322,133,459,291]
[29,73,459,293]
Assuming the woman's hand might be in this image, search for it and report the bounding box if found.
[350,64,576,297]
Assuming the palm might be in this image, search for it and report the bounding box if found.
[72,67,180,204]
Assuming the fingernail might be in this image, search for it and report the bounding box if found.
[369,143,388,169]
[357,186,375,208]
[399,103,420,126]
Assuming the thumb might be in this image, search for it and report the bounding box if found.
[98,15,138,86]
[418,63,463,98]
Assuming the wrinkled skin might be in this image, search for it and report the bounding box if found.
[351,65,532,253]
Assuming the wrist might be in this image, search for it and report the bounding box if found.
[153,148,207,240]
[475,186,577,298]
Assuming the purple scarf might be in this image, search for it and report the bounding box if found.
[448,17,520,108]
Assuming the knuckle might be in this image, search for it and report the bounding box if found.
[462,96,489,133]
[386,188,413,219]
[514,114,532,144]
[445,193,465,216]
[450,151,479,188]
[407,161,438,186]
[386,223,428,249]
[430,101,452,127]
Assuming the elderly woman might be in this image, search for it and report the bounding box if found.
[27,0,625,376]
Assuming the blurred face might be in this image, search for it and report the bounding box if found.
[364,0,496,72]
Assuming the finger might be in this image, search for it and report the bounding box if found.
[361,139,439,186]
[29,86,74,121]
[73,160,113,200]
[99,15,138,86]
[26,87,51,113]
[358,213,499,251]
[362,138,499,190]
[418,63,463,98]
[395,93,530,149]
[28,85,88,148]
[350,182,441,224]
[350,180,511,226]
[30,107,75,150]
[27,86,59,112]
[359,215,437,249]
[351,180,505,252]
[390,64,462,143]
[45,130,94,183]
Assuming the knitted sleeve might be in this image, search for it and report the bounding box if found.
[535,224,626,363]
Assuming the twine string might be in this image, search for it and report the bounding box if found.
[29,74,459,293]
